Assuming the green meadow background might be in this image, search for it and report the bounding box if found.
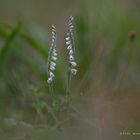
[0,0,140,140]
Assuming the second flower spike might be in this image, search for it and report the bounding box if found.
[47,25,57,84]
[66,16,77,75]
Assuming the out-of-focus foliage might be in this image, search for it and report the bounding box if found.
[0,0,140,139]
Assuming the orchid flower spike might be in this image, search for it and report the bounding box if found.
[66,16,77,75]
[47,25,57,84]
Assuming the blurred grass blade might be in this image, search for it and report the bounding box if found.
[1,24,48,60]
[14,46,47,81]
[0,27,8,39]
[0,22,21,74]
[20,32,48,59]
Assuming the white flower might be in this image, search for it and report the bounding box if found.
[66,37,70,41]
[52,51,57,57]
[68,22,72,26]
[67,32,70,36]
[50,65,55,71]
[68,16,74,28]
[52,31,55,36]
[71,69,77,75]
[67,45,72,50]
[47,77,53,84]
[51,43,54,46]
[69,29,73,33]
[52,24,56,28]
[52,35,56,40]
[69,55,74,61]
[50,61,56,67]
[69,50,73,55]
[52,38,55,43]
[69,25,74,29]
[49,72,54,77]
[66,41,71,45]
[52,25,56,32]
[70,16,74,21]
[52,56,57,61]
[53,48,57,53]
[70,61,77,67]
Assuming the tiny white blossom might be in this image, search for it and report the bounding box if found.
[47,77,53,84]
[51,43,54,46]
[66,37,70,41]
[69,16,74,21]
[52,35,56,40]
[52,25,56,31]
[49,72,54,77]
[52,38,55,43]
[50,65,55,71]
[50,61,56,67]
[67,45,72,50]
[52,28,55,31]
[69,25,74,29]
[69,29,73,33]
[68,22,73,26]
[52,31,55,36]
[71,69,77,75]
[69,32,73,37]
[53,48,57,52]
[69,55,74,61]
[69,49,73,55]
[52,24,56,28]
[67,32,70,36]
[66,41,71,45]
[70,61,77,67]
[52,56,57,61]
[52,51,57,57]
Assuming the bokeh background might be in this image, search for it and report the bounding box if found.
[0,0,140,140]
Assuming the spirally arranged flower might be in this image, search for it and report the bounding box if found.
[47,25,57,84]
[66,16,77,75]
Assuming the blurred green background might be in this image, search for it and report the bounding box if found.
[0,0,140,140]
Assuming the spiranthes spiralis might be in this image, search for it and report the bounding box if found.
[47,25,57,106]
[65,16,77,104]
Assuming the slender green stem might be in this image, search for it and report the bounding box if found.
[66,69,72,105]
[48,82,55,106]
